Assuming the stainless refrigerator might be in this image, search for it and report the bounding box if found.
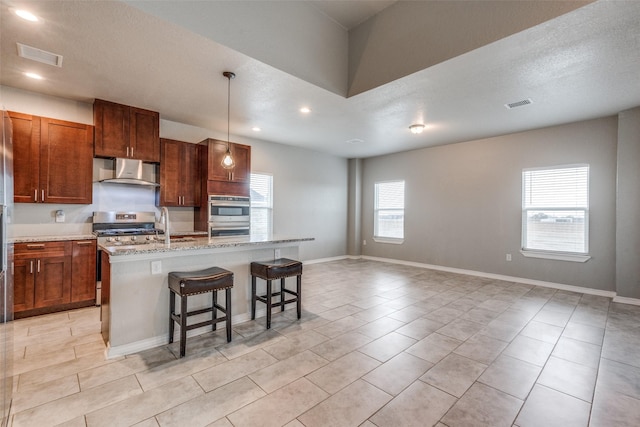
[0,110,13,426]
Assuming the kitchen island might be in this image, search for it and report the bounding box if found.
[100,235,313,358]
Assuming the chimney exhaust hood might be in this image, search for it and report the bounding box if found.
[99,158,159,187]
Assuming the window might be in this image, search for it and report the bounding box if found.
[522,165,589,260]
[250,173,273,237]
[374,180,405,242]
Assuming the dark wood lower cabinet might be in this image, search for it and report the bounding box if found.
[14,240,97,319]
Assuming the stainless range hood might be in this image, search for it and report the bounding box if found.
[99,158,159,187]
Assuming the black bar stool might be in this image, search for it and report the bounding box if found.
[251,258,303,329]
[168,266,233,357]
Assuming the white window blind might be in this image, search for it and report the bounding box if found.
[522,165,589,254]
[374,180,405,240]
[250,173,273,237]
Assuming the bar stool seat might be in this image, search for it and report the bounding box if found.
[168,266,233,357]
[251,258,302,329]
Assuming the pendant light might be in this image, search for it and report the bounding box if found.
[221,71,236,169]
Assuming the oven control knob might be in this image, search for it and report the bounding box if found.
[115,236,121,242]
[106,237,115,242]
[146,235,155,241]
[131,236,137,241]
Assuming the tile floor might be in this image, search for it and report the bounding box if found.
[9,259,640,427]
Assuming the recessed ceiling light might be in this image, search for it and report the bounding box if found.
[24,72,43,80]
[252,127,261,132]
[409,124,425,134]
[346,139,364,144]
[300,107,311,114]
[13,9,39,22]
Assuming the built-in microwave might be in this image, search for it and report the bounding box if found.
[209,195,250,237]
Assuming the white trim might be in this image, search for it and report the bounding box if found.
[612,296,640,306]
[304,255,350,265]
[372,237,404,244]
[359,255,616,298]
[520,250,591,263]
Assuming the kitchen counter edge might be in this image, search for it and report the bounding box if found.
[10,235,97,243]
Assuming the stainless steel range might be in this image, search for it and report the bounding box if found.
[92,211,164,246]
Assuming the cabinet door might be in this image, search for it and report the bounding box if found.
[130,107,160,162]
[40,118,93,204]
[229,143,251,184]
[181,141,200,206]
[12,258,35,312]
[9,112,40,203]
[205,139,231,182]
[94,99,129,158]
[71,241,96,303]
[158,138,181,206]
[34,255,72,308]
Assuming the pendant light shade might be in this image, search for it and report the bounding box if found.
[221,71,236,169]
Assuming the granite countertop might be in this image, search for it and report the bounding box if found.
[10,234,97,243]
[100,235,314,256]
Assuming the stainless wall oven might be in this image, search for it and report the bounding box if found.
[208,195,250,237]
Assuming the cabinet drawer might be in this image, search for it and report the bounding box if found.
[14,241,71,259]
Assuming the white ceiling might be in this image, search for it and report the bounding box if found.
[1,0,639,159]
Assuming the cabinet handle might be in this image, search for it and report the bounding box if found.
[11,262,13,275]
[30,260,33,274]
[26,244,46,249]
[76,241,94,246]
[34,189,38,202]
[131,146,134,157]
[126,146,130,157]
[41,189,45,202]
[37,259,41,273]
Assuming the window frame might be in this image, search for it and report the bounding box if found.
[373,180,405,244]
[521,164,591,263]
[250,172,273,237]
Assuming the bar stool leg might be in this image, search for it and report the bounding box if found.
[280,278,285,311]
[180,295,188,358]
[251,275,257,320]
[225,287,232,342]
[212,290,218,331]
[266,279,272,329]
[168,290,175,344]
[296,274,302,319]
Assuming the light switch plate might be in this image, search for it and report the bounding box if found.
[274,248,281,259]
[151,261,162,274]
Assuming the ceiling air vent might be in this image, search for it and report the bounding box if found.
[17,43,63,67]
[505,98,533,109]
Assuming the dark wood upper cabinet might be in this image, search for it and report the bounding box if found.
[157,138,200,207]
[10,112,93,204]
[94,99,160,163]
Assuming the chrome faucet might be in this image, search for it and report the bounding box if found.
[159,207,170,242]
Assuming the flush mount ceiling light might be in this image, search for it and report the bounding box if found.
[13,9,39,22]
[409,124,425,134]
[300,107,311,114]
[17,43,63,67]
[252,126,261,132]
[221,71,236,170]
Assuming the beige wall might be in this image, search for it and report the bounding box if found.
[361,117,619,291]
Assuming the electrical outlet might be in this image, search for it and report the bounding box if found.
[506,254,512,261]
[151,261,162,274]
[274,248,281,259]
[363,240,367,246]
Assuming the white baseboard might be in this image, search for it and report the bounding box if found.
[612,296,640,306]
[304,255,350,264]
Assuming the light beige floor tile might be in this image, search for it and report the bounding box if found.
[310,331,373,361]
[135,350,227,391]
[193,349,277,392]
[132,418,160,427]
[85,376,203,427]
[156,377,265,427]
[357,332,417,362]
[396,317,446,340]
[405,332,462,364]
[283,420,305,427]
[12,375,142,427]
[477,355,541,399]
[27,321,71,337]
[441,382,523,427]
[519,321,563,344]
[537,356,597,402]
[386,306,428,323]
[205,418,233,427]
[13,347,77,375]
[249,349,328,393]
[306,351,380,394]
[314,315,368,338]
[18,350,121,390]
[453,333,508,365]
[562,321,605,345]
[12,374,80,413]
[515,384,590,427]
[370,381,457,427]
[551,336,601,368]
[227,378,329,427]
[262,330,328,360]
[502,335,554,367]
[354,316,405,339]
[55,415,87,427]
[436,318,484,341]
[420,353,487,398]
[24,332,103,358]
[317,304,362,321]
[595,358,640,400]
[298,379,392,427]
[590,387,640,427]
[424,306,465,324]
[363,352,433,396]
[217,328,286,360]
[351,304,397,322]
[75,339,107,358]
